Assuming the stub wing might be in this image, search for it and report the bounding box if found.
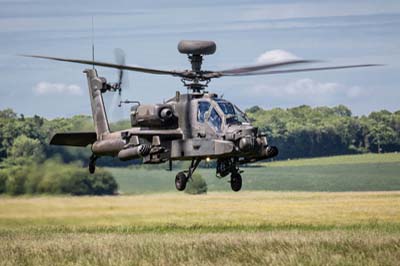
[50,132,97,147]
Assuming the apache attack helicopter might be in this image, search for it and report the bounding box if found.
[22,40,380,191]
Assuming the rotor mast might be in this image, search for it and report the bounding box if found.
[189,54,203,73]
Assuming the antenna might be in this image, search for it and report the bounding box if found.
[91,16,95,69]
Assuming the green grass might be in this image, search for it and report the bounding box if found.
[108,153,400,194]
[1,192,400,265]
[261,152,400,167]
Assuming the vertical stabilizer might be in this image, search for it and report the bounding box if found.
[84,69,110,139]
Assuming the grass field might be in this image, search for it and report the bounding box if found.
[260,152,400,167]
[1,153,400,265]
[1,192,400,265]
[109,153,400,194]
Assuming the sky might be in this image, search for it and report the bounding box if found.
[0,0,399,120]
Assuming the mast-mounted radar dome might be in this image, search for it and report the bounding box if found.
[178,40,216,55]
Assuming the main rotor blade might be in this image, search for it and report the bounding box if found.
[221,64,383,77]
[19,54,184,77]
[219,59,318,75]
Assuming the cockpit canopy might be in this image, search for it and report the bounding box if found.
[197,98,250,133]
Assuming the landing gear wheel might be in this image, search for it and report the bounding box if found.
[230,172,242,192]
[175,171,188,191]
[89,154,98,174]
[89,161,96,174]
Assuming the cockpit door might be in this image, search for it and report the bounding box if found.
[207,107,223,133]
[197,101,211,123]
[195,100,223,137]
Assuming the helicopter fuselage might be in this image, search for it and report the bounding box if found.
[48,68,278,191]
[91,91,277,165]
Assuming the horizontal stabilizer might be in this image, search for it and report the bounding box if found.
[50,132,97,147]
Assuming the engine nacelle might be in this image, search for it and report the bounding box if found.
[130,104,177,128]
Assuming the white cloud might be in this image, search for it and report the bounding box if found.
[251,78,364,99]
[33,82,82,95]
[256,50,300,64]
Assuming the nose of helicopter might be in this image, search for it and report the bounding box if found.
[224,124,258,152]
[225,125,278,159]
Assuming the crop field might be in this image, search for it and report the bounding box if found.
[1,153,400,265]
[1,192,400,265]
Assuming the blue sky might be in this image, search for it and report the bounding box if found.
[0,0,399,119]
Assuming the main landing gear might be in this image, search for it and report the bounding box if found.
[175,158,201,191]
[89,154,98,174]
[217,158,243,192]
[230,171,242,192]
[173,157,243,192]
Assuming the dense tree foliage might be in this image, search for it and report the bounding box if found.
[0,108,92,163]
[0,109,118,195]
[246,105,400,159]
[0,158,118,195]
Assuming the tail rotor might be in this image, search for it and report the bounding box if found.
[114,48,126,96]
[108,48,127,122]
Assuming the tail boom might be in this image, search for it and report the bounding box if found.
[84,69,110,140]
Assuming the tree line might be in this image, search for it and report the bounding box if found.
[246,105,400,159]
[0,109,118,195]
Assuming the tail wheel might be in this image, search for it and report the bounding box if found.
[89,155,96,174]
[89,154,97,174]
[230,172,242,192]
[175,171,188,191]
[89,161,96,174]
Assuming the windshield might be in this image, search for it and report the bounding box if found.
[216,99,235,115]
[208,108,222,132]
[215,99,249,125]
[197,101,211,122]
[234,105,250,124]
